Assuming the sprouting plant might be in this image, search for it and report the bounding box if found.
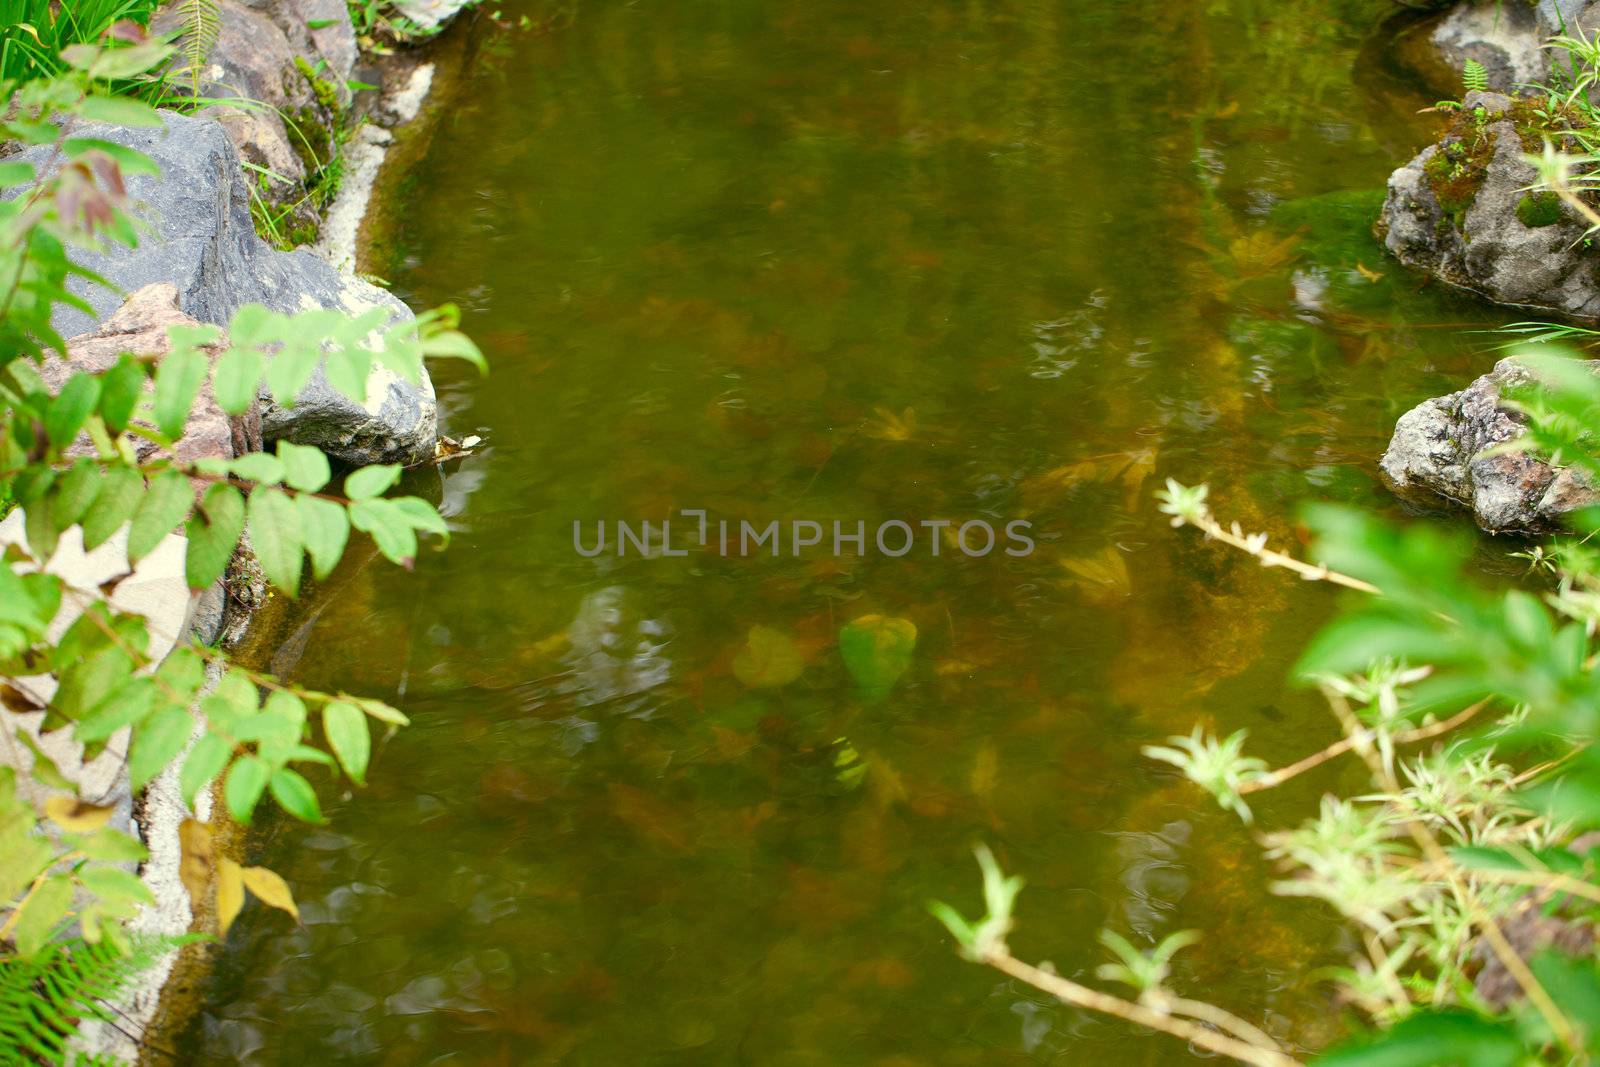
[172,0,221,93]
[927,845,1023,962]
[1143,726,1268,822]
[1094,929,1201,998]
[1462,58,1489,94]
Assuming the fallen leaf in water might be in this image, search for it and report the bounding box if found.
[864,406,917,441]
[1059,546,1132,600]
[935,659,977,676]
[607,783,693,852]
[839,615,917,701]
[1228,229,1301,278]
[968,740,998,804]
[731,625,805,688]
[1355,261,1384,282]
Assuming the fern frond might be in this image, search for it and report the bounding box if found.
[1463,57,1490,94]
[0,934,193,1063]
[174,0,221,95]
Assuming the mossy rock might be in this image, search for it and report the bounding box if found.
[1515,191,1563,229]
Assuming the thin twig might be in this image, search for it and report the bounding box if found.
[1181,511,1378,595]
[1241,701,1488,795]
[982,948,1304,1067]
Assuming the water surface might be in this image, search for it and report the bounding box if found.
[184,1,1530,1062]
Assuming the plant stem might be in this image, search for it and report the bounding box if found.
[1181,511,1378,595]
[1240,701,1487,794]
[981,948,1304,1067]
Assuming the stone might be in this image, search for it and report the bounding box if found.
[1379,91,1600,321]
[1382,0,1599,100]
[41,283,261,467]
[1380,357,1600,533]
[391,0,475,34]
[12,112,438,464]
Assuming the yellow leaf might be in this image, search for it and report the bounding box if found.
[864,406,917,441]
[969,740,998,803]
[44,795,113,832]
[731,625,804,688]
[1059,546,1132,600]
[241,865,299,923]
[1355,261,1384,282]
[1227,230,1301,278]
[178,818,213,914]
[216,857,244,937]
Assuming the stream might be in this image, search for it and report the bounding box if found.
[180,0,1532,1062]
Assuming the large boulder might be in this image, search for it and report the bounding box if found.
[1379,91,1600,321]
[13,112,437,464]
[1380,357,1600,533]
[39,283,261,467]
[1385,0,1596,99]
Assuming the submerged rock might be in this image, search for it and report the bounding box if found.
[14,112,437,464]
[1380,357,1600,533]
[1379,91,1600,321]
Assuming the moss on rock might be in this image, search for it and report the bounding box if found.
[1516,190,1563,228]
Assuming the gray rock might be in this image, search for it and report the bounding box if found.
[13,112,437,464]
[391,0,475,33]
[1380,91,1600,321]
[1386,0,1599,99]
[1380,356,1600,533]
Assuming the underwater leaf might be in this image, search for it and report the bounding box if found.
[838,615,917,701]
[178,818,213,912]
[864,406,917,441]
[732,625,805,688]
[1058,546,1131,600]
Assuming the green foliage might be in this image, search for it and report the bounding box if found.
[0,933,195,1061]
[1462,58,1489,95]
[171,0,222,94]
[0,0,160,87]
[837,615,917,702]
[0,42,485,1060]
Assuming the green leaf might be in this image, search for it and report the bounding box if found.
[75,827,148,863]
[224,755,271,824]
[349,499,417,565]
[46,374,101,447]
[153,345,207,440]
[180,733,233,808]
[248,487,303,595]
[268,767,324,823]
[322,701,369,785]
[98,355,146,434]
[78,866,155,908]
[52,459,101,529]
[1315,1010,1523,1067]
[264,346,318,406]
[127,470,192,564]
[230,452,284,486]
[212,345,263,416]
[17,733,73,791]
[78,95,164,127]
[82,466,142,550]
[129,707,193,791]
[732,625,804,688]
[13,875,73,958]
[838,615,918,702]
[0,161,35,187]
[391,496,450,541]
[344,464,401,500]
[185,483,245,589]
[62,137,161,177]
[296,494,349,580]
[277,441,330,493]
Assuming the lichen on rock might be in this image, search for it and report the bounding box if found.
[1381,357,1600,533]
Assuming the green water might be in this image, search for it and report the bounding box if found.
[183,1,1529,1062]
